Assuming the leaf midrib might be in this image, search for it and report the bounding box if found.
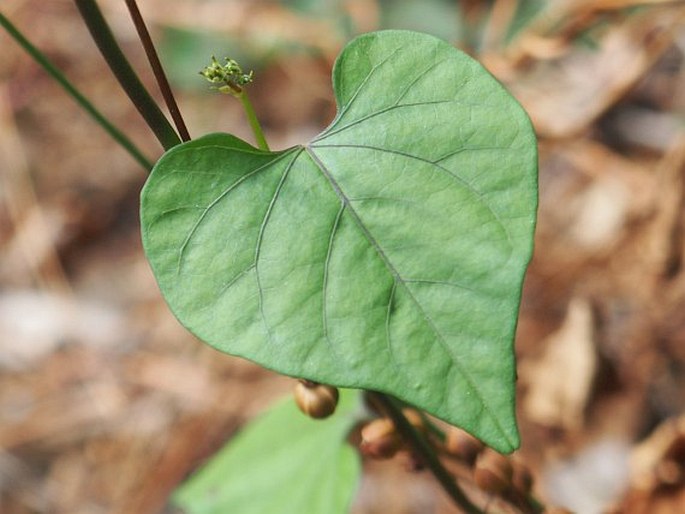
[312,143,513,253]
[303,145,514,447]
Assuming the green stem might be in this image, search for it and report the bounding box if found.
[0,11,152,170]
[239,91,269,151]
[366,392,484,514]
[73,0,181,150]
[527,496,546,513]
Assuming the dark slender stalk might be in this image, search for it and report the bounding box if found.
[0,11,152,170]
[366,392,484,514]
[73,0,180,150]
[505,488,545,514]
[124,0,190,142]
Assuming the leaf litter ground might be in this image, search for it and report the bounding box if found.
[2,1,685,513]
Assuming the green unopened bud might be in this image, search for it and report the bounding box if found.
[200,56,253,96]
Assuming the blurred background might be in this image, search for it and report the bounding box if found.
[1,0,685,512]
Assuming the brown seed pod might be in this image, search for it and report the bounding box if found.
[293,380,339,419]
[360,418,403,459]
[403,451,425,472]
[445,427,485,465]
[474,448,514,495]
[402,408,425,433]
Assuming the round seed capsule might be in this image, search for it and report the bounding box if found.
[293,380,339,419]
[446,427,485,465]
[474,448,514,495]
[360,418,403,459]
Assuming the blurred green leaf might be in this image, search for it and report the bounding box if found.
[505,0,546,43]
[378,0,462,42]
[281,0,341,16]
[173,389,363,514]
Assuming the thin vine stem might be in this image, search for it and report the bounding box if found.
[239,91,269,151]
[0,11,152,171]
[73,0,181,150]
[123,0,190,142]
[366,392,484,514]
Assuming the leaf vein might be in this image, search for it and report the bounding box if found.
[175,151,297,275]
[254,150,302,341]
[384,280,406,377]
[312,143,512,251]
[305,146,513,446]
[319,47,401,140]
[314,100,453,141]
[404,281,514,447]
[322,202,346,358]
[393,58,449,105]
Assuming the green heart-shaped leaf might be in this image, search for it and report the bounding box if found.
[173,390,363,514]
[141,30,537,452]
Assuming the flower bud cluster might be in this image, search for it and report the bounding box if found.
[200,56,253,95]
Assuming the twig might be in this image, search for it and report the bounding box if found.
[366,392,484,514]
[73,0,181,150]
[124,0,190,142]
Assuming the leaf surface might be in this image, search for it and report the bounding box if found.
[141,30,537,452]
[173,390,362,514]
